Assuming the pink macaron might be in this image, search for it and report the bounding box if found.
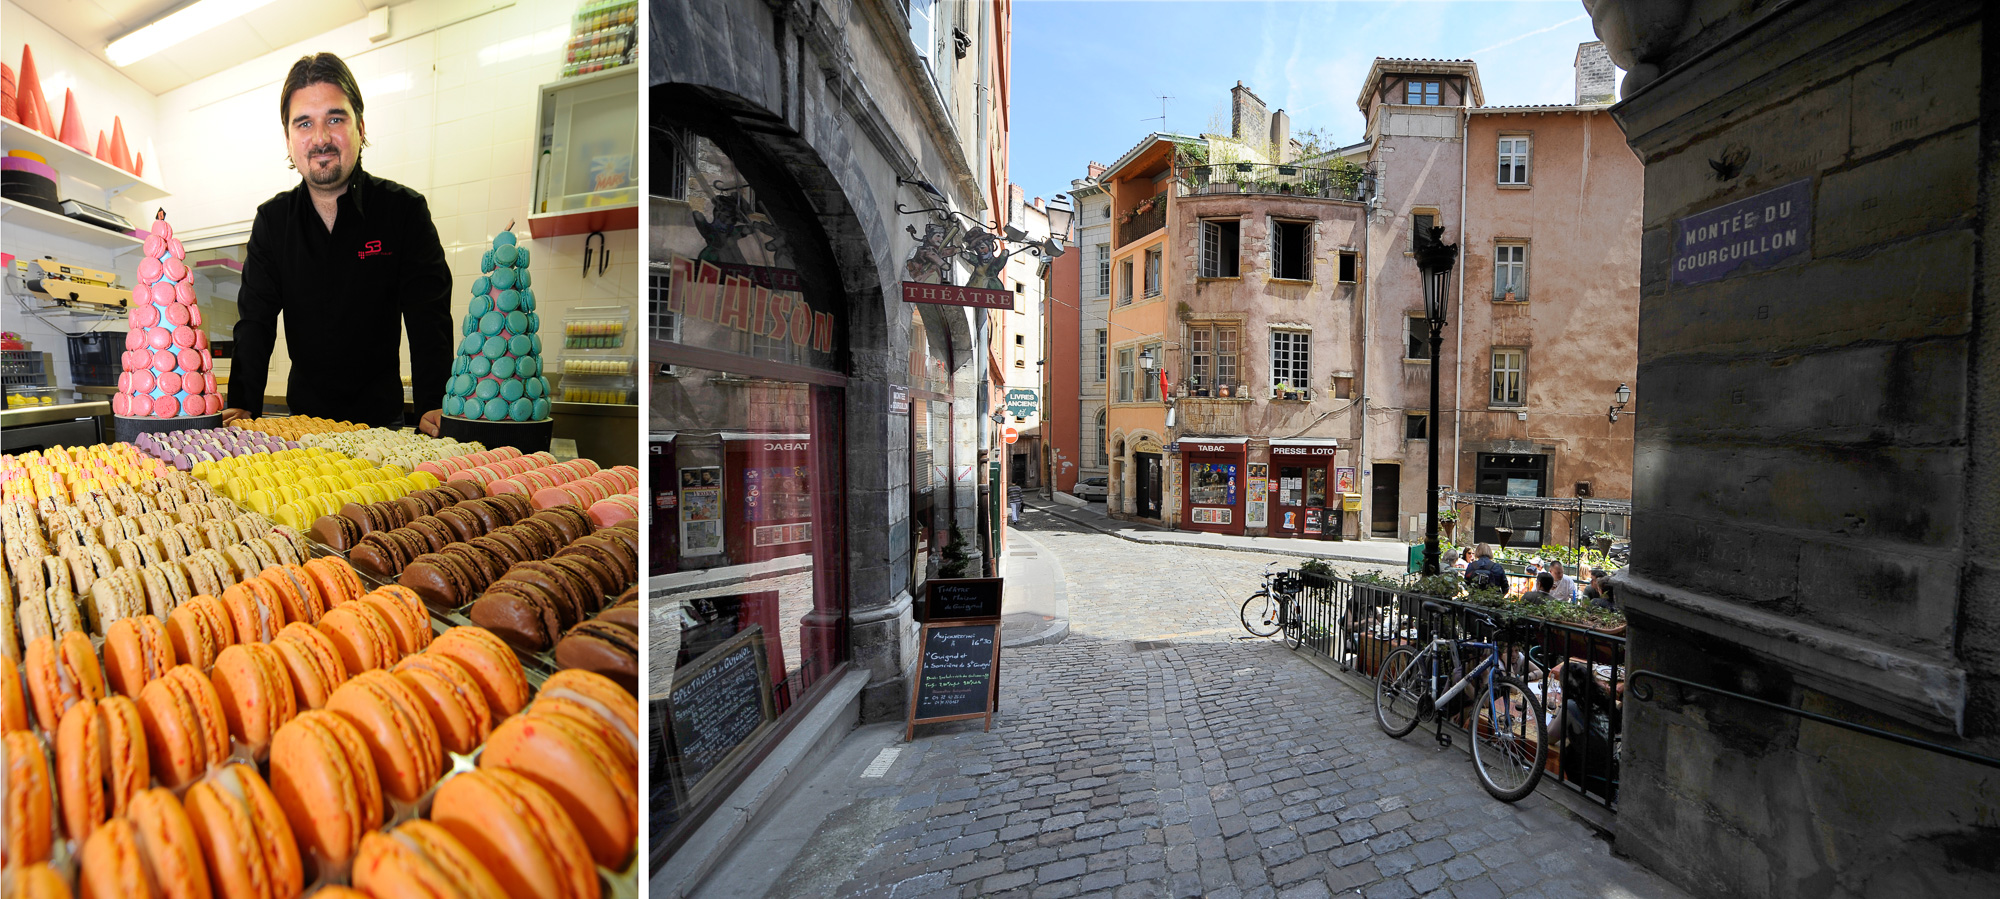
[132,306,159,328]
[190,306,204,327]
[177,348,202,372]
[175,281,195,305]
[164,257,188,280]
[151,348,177,371]
[203,371,217,394]
[138,257,163,283]
[158,371,182,394]
[151,218,172,238]
[126,329,145,351]
[152,394,182,417]
[112,393,130,416]
[146,328,172,350]
[172,327,195,348]
[132,369,156,394]
[144,234,167,257]
[164,304,189,326]
[150,281,177,305]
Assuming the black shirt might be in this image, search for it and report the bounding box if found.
[228,167,451,427]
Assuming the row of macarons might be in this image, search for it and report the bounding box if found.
[5,631,636,897]
[131,428,299,471]
[0,445,201,506]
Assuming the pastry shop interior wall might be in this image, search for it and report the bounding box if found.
[1,0,638,465]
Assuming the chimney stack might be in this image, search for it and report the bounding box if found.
[1231,81,1269,148]
[1269,109,1292,163]
[1575,41,1615,105]
[1087,161,1106,180]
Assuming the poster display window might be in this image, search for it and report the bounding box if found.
[653,115,850,852]
[1178,440,1247,534]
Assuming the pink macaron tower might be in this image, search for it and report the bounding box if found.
[114,209,221,418]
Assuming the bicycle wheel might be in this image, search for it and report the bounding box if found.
[1281,598,1304,650]
[1240,592,1280,637]
[1373,647,1425,737]
[1471,676,1548,802]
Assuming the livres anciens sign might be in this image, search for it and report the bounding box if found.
[1672,179,1812,286]
[902,281,1016,311]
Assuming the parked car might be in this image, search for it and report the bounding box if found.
[1073,476,1108,501]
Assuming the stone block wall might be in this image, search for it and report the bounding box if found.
[1598,0,2000,894]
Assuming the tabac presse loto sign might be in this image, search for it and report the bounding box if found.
[1672,178,1812,286]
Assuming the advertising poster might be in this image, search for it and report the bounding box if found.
[1336,467,1356,494]
[1305,509,1322,535]
[681,467,724,557]
[1247,463,1268,528]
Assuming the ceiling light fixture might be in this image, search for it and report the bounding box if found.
[106,0,282,67]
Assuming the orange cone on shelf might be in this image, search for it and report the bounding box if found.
[59,89,88,152]
[3,63,17,123]
[110,116,131,172]
[15,44,43,130]
[20,47,56,139]
[96,131,111,161]
[133,153,143,177]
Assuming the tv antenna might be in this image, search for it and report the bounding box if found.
[1141,95,1172,133]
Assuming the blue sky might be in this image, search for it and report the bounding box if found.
[1008,1,1607,204]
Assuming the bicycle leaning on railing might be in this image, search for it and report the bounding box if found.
[1372,601,1550,801]
[1239,562,1307,647]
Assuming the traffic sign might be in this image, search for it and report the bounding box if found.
[1003,426,1019,445]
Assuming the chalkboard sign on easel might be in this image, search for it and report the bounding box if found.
[923,577,1004,621]
[905,621,1001,740]
[668,626,775,803]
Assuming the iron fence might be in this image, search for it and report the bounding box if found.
[1179,163,1370,202]
[1285,573,1626,811]
[1118,202,1167,247]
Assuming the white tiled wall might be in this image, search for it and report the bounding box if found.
[4,0,637,402]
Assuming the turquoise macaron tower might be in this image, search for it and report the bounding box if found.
[437,227,555,453]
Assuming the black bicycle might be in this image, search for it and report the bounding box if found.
[1373,601,1548,801]
[1239,562,1306,648]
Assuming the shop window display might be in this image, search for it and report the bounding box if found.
[651,121,848,846]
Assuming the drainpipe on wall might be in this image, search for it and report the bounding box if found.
[1355,148,1373,541]
[1452,106,1469,498]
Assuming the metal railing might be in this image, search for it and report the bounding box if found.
[1180,163,1370,202]
[1118,202,1167,247]
[1286,574,1627,810]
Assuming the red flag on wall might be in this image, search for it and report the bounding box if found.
[1158,370,1170,401]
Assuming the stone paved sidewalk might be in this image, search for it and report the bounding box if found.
[735,512,1686,899]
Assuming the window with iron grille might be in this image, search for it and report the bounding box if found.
[1200,220,1240,278]
[654,126,687,200]
[1270,331,1310,390]
[1494,244,1527,299]
[1272,220,1312,281]
[1117,349,1134,402]
[1186,325,1238,393]
[1096,244,1111,297]
[1405,81,1441,105]
[1498,137,1530,185]
[648,270,680,343]
[1491,348,1526,405]
[1144,248,1162,297]
[1096,410,1109,465]
[1405,315,1428,361]
[1095,330,1107,381]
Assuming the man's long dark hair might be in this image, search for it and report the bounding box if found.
[279,53,368,162]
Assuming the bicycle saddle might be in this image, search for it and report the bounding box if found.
[1420,601,1452,616]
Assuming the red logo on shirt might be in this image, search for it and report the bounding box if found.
[357,240,392,259]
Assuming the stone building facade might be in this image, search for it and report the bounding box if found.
[652,0,1010,873]
[1583,0,2000,895]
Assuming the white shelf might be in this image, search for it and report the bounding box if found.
[192,259,243,284]
[1,119,168,203]
[0,198,145,251]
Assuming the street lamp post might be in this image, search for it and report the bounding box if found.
[1416,225,1459,577]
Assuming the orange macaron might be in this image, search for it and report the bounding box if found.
[357,588,432,658]
[5,729,55,867]
[2,653,26,731]
[183,764,304,899]
[136,664,230,790]
[316,602,402,675]
[24,631,107,732]
[259,564,326,626]
[352,820,506,899]
[103,614,178,699]
[13,863,68,899]
[389,654,491,756]
[209,643,298,760]
[166,595,234,670]
[326,670,443,805]
[482,707,636,868]
[221,578,288,646]
[431,768,597,899]
[302,557,364,609]
[268,710,382,872]
[270,623,347,711]
[125,788,215,899]
[426,626,530,718]
[529,669,638,775]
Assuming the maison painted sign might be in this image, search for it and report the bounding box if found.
[902,281,1016,310]
[1672,178,1812,286]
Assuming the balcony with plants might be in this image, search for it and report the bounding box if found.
[1116,192,1169,248]
[1178,160,1372,202]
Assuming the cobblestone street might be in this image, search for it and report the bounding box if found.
[734,509,1686,899]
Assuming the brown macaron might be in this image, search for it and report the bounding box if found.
[399,553,478,610]
[467,535,526,571]
[310,514,362,552]
[552,621,638,695]
[405,516,455,553]
[596,598,638,633]
[442,480,486,501]
[441,544,503,591]
[508,561,590,628]
[513,516,568,552]
[469,582,565,653]
[349,532,409,580]
[435,507,486,543]
[547,555,617,607]
[486,493,533,523]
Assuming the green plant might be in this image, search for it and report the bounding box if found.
[1172,140,1208,169]
[1300,558,1336,579]
[938,526,979,578]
